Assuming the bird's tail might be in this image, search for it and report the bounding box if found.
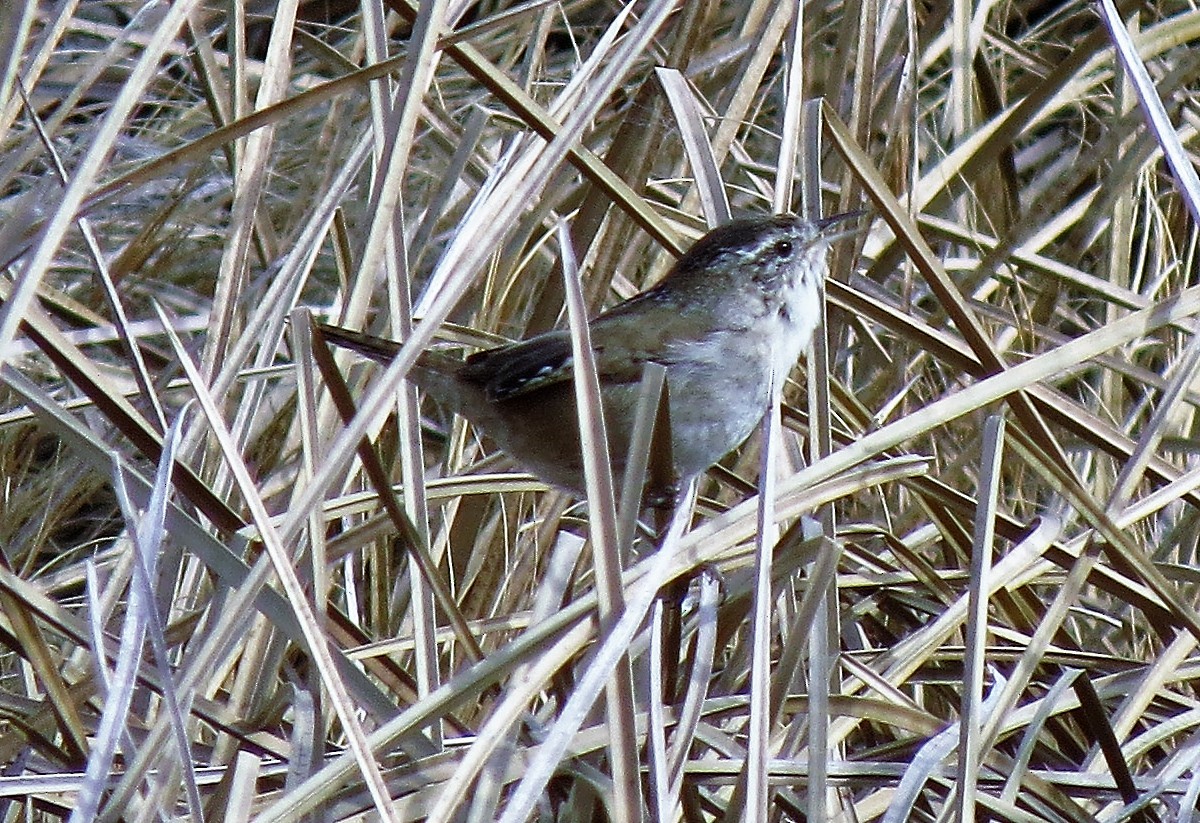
[315,323,483,418]
[316,323,402,365]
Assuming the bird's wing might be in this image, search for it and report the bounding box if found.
[460,332,575,400]
[461,320,662,402]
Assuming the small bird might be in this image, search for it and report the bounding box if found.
[320,212,860,495]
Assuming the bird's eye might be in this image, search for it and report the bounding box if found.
[773,239,794,258]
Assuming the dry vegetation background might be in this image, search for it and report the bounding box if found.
[1,0,1200,820]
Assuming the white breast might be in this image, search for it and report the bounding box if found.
[771,251,826,378]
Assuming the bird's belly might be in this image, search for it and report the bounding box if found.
[661,349,773,478]
[428,329,789,491]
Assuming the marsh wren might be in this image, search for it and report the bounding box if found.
[320,213,860,495]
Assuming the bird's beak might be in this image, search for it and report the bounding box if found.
[814,209,868,242]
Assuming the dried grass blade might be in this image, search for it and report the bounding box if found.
[381,0,680,250]
[200,0,298,379]
[882,673,1007,823]
[154,305,402,823]
[1108,317,1200,512]
[558,220,643,820]
[1010,428,1200,641]
[801,98,838,820]
[657,67,731,226]
[1071,674,1148,816]
[0,2,38,142]
[616,363,667,551]
[743,368,785,821]
[824,104,1066,465]
[72,414,195,822]
[954,415,1005,823]
[256,594,591,822]
[226,751,263,823]
[0,573,87,765]
[772,8,805,214]
[0,0,203,358]
[1,363,398,721]
[1098,0,1200,225]
[11,78,169,434]
[5,288,243,532]
[771,530,843,727]
[466,531,590,822]
[1000,670,1082,805]
[774,283,1200,515]
[647,600,671,821]
[668,568,722,795]
[378,0,449,743]
[840,515,1060,707]
[113,421,204,821]
[706,0,794,171]
[424,620,596,823]
[495,488,695,823]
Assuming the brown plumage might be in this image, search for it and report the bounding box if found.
[320,213,860,494]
